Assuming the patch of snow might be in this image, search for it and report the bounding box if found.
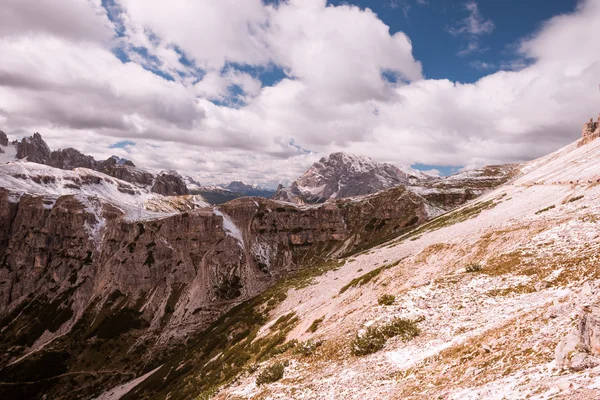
[214,208,244,248]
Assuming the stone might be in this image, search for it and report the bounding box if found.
[0,130,8,147]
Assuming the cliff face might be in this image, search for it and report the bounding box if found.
[580,114,600,145]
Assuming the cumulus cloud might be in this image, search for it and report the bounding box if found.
[0,0,598,187]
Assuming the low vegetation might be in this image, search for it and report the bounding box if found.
[307,317,324,333]
[378,294,396,305]
[351,317,421,356]
[256,361,287,385]
[294,339,323,356]
[339,260,401,294]
[567,195,584,203]
[535,205,555,214]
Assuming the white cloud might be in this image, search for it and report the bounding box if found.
[448,1,495,56]
[0,0,599,187]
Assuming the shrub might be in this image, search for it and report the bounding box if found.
[339,260,400,294]
[350,326,386,356]
[378,294,395,306]
[379,317,420,341]
[294,339,323,356]
[271,339,298,355]
[256,362,286,385]
[307,317,324,333]
[351,317,421,356]
[465,263,482,273]
[535,205,555,215]
[568,195,584,203]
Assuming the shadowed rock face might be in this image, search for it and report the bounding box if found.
[0,131,8,147]
[152,172,189,196]
[15,132,51,164]
[47,148,98,170]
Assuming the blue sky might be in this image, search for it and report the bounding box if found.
[2,0,599,185]
[334,0,579,83]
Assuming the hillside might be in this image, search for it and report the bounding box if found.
[201,122,600,399]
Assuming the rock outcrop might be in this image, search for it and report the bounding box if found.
[0,130,8,147]
[580,114,600,145]
[556,299,600,371]
[47,147,98,170]
[15,132,51,164]
[152,171,189,196]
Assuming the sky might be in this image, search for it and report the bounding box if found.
[1,0,599,187]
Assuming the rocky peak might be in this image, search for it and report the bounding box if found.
[581,113,600,145]
[274,151,428,204]
[152,170,189,196]
[16,132,51,164]
[48,148,97,170]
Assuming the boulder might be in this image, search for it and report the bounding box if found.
[556,305,600,370]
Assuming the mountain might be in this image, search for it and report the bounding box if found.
[184,177,276,205]
[273,152,430,203]
[0,131,188,196]
[0,134,516,398]
[225,181,276,198]
[4,117,598,399]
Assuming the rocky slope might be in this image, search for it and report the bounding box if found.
[0,131,188,196]
[196,118,600,399]
[0,147,514,398]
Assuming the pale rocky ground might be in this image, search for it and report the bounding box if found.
[211,137,600,399]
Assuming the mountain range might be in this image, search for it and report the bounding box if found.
[0,115,599,399]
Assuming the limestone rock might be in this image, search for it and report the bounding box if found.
[48,148,98,170]
[580,114,600,145]
[152,171,189,196]
[16,132,51,163]
[556,305,600,370]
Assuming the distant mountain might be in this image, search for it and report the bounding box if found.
[184,177,276,204]
[0,131,188,196]
[225,181,276,198]
[273,152,431,204]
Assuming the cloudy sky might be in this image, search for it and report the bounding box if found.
[1,0,599,187]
